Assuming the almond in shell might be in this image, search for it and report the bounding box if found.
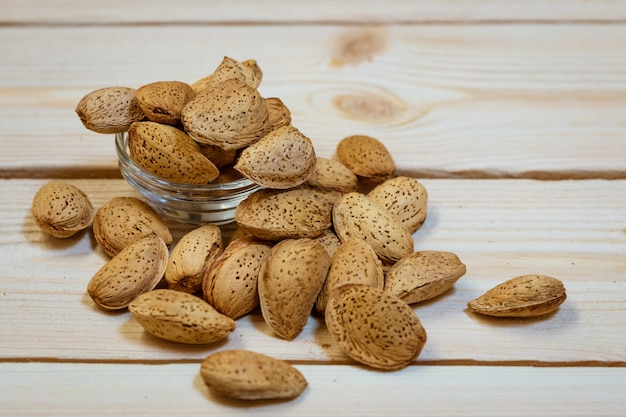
[306,157,358,193]
[316,237,383,314]
[129,289,235,344]
[75,86,145,134]
[234,125,316,189]
[128,121,219,184]
[332,192,414,263]
[92,196,172,257]
[87,233,168,310]
[325,284,427,370]
[31,181,94,238]
[335,134,396,183]
[165,224,223,294]
[203,237,272,320]
[136,81,196,125]
[181,78,269,151]
[265,97,292,132]
[385,251,466,304]
[235,187,333,241]
[258,238,330,340]
[467,274,567,318]
[200,350,307,400]
[367,176,428,234]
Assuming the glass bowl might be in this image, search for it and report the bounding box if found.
[115,133,261,225]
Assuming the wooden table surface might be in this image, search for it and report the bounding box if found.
[1,1,625,416]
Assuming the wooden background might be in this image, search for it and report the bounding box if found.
[0,1,625,416]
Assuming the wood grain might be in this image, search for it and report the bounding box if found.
[1,179,624,363]
[1,0,626,24]
[1,25,624,179]
[1,363,625,417]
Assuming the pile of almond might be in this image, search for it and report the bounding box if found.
[31,56,567,402]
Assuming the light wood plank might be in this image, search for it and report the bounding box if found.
[1,179,624,363]
[1,363,625,417]
[1,0,625,24]
[1,25,624,178]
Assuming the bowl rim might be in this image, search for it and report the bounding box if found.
[115,132,256,193]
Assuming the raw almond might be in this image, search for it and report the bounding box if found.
[128,289,235,344]
[367,176,428,234]
[208,56,263,89]
[265,97,292,132]
[165,224,223,294]
[200,350,307,400]
[385,251,466,304]
[332,192,414,263]
[31,181,94,238]
[181,78,269,151]
[325,284,427,370]
[312,228,342,258]
[316,237,383,314]
[234,125,316,189]
[203,237,272,320]
[136,81,196,125]
[235,187,333,241]
[467,274,567,318]
[198,143,237,169]
[75,86,145,134]
[87,233,168,310]
[335,134,396,183]
[127,121,219,184]
[92,196,173,257]
[306,157,358,193]
[258,238,330,340]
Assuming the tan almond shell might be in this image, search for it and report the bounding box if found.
[258,238,330,340]
[128,121,219,184]
[75,86,145,134]
[316,237,384,314]
[235,188,333,241]
[265,97,292,132]
[128,289,235,344]
[181,78,269,151]
[306,157,359,193]
[384,251,466,304]
[210,56,263,89]
[31,181,94,238]
[234,125,316,189]
[92,197,173,257]
[312,228,342,258]
[203,237,273,320]
[200,349,308,400]
[332,192,414,264]
[367,176,428,234]
[197,143,237,169]
[325,284,427,370]
[165,224,223,294]
[335,134,396,183]
[467,274,567,317]
[136,81,196,125]
[87,233,168,310]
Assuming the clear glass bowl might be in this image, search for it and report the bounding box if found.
[115,133,260,225]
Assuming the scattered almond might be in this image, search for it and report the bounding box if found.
[165,224,223,294]
[129,289,235,344]
[92,197,172,257]
[306,157,358,193]
[265,97,292,132]
[31,181,94,238]
[367,176,428,234]
[325,284,427,370]
[203,237,272,320]
[87,233,168,310]
[258,238,330,340]
[467,274,567,317]
[333,192,414,263]
[200,349,307,400]
[385,251,466,304]
[235,187,333,241]
[335,134,396,183]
